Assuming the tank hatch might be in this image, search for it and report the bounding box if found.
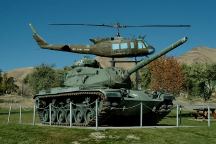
[71,58,101,68]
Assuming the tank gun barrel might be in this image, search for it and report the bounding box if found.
[126,37,188,78]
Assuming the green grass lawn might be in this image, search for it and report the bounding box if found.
[0,124,216,144]
[0,107,216,144]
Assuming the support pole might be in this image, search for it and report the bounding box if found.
[49,103,52,126]
[179,105,182,125]
[208,105,210,127]
[70,102,72,127]
[111,57,115,67]
[95,99,98,130]
[176,104,179,127]
[140,102,143,127]
[7,104,12,124]
[32,104,36,125]
[19,105,22,124]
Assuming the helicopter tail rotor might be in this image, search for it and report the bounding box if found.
[29,23,48,46]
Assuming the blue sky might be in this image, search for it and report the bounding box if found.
[0,0,215,71]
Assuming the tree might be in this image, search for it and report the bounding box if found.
[140,66,151,89]
[182,63,216,100]
[4,75,19,94]
[0,70,3,95]
[204,64,216,99]
[0,72,18,95]
[25,64,64,94]
[148,56,184,94]
[181,64,193,96]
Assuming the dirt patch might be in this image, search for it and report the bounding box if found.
[126,134,140,140]
[71,141,80,144]
[89,132,106,139]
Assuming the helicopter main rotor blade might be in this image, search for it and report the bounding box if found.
[49,23,190,37]
[49,23,190,28]
[124,25,191,28]
[49,23,113,27]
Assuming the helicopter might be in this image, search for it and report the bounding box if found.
[29,23,190,59]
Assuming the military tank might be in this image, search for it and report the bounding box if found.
[34,37,187,126]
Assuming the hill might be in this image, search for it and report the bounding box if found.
[177,47,216,64]
[6,67,34,87]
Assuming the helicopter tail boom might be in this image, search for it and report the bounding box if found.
[29,23,91,54]
[29,23,48,47]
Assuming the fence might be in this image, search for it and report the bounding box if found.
[174,103,216,127]
[1,101,216,129]
[0,104,40,125]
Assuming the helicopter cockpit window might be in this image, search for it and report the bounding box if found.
[144,42,149,47]
[112,44,120,50]
[120,43,127,49]
[130,42,134,48]
[138,42,146,49]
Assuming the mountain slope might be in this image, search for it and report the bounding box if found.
[6,67,34,86]
[177,47,216,64]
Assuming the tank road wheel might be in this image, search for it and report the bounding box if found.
[51,109,57,123]
[75,108,84,124]
[57,109,66,124]
[42,109,49,122]
[65,110,75,124]
[85,108,95,124]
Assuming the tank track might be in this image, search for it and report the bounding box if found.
[35,91,110,127]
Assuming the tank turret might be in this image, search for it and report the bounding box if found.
[71,57,101,68]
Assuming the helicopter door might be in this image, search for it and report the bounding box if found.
[112,43,120,50]
[112,43,121,54]
[112,43,129,54]
[120,43,128,49]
